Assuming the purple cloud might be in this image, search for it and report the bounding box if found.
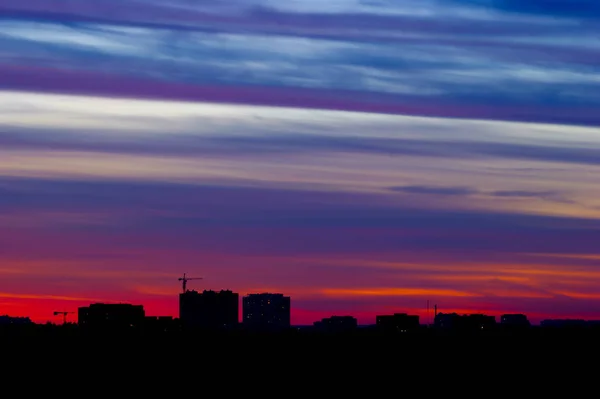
[0,0,599,126]
[0,0,592,37]
[1,64,598,126]
[1,177,599,256]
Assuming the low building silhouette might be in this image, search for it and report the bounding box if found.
[78,303,145,332]
[0,315,32,325]
[179,289,239,330]
[376,313,420,332]
[434,313,496,331]
[314,316,357,333]
[540,319,587,328]
[243,293,291,332]
[500,314,530,327]
[144,316,180,334]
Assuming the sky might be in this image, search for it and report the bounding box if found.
[1,0,600,326]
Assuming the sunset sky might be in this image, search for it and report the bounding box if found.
[1,0,600,325]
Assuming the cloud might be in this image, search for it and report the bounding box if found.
[1,177,599,256]
[389,185,477,196]
[461,0,600,19]
[0,92,597,225]
[388,186,575,205]
[4,126,600,167]
[491,190,556,198]
[0,292,100,302]
[0,0,599,125]
[488,190,575,204]
[1,91,599,172]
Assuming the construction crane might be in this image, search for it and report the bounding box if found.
[178,273,203,293]
[53,311,74,325]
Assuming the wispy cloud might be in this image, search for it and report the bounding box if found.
[1,177,599,255]
[389,186,477,196]
[0,292,100,302]
[1,91,599,224]
[1,91,600,164]
[0,0,599,125]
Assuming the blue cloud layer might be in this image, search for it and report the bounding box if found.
[1,0,599,125]
[3,126,600,166]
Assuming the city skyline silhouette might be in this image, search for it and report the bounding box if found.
[4,287,600,339]
[4,279,600,331]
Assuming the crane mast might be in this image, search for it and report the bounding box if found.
[178,273,203,293]
[53,311,74,325]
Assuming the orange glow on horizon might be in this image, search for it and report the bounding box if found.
[322,288,478,297]
[0,292,101,302]
[553,291,600,300]
[526,253,600,261]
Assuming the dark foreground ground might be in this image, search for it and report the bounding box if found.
[4,323,600,349]
[1,324,596,392]
[4,322,600,335]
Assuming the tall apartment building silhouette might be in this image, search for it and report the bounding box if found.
[179,289,239,330]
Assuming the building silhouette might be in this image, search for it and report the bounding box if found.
[376,313,420,332]
[179,289,239,330]
[314,316,357,333]
[242,293,291,332]
[0,315,32,325]
[144,316,180,334]
[500,314,531,327]
[78,303,145,332]
[434,312,496,331]
[540,319,588,328]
